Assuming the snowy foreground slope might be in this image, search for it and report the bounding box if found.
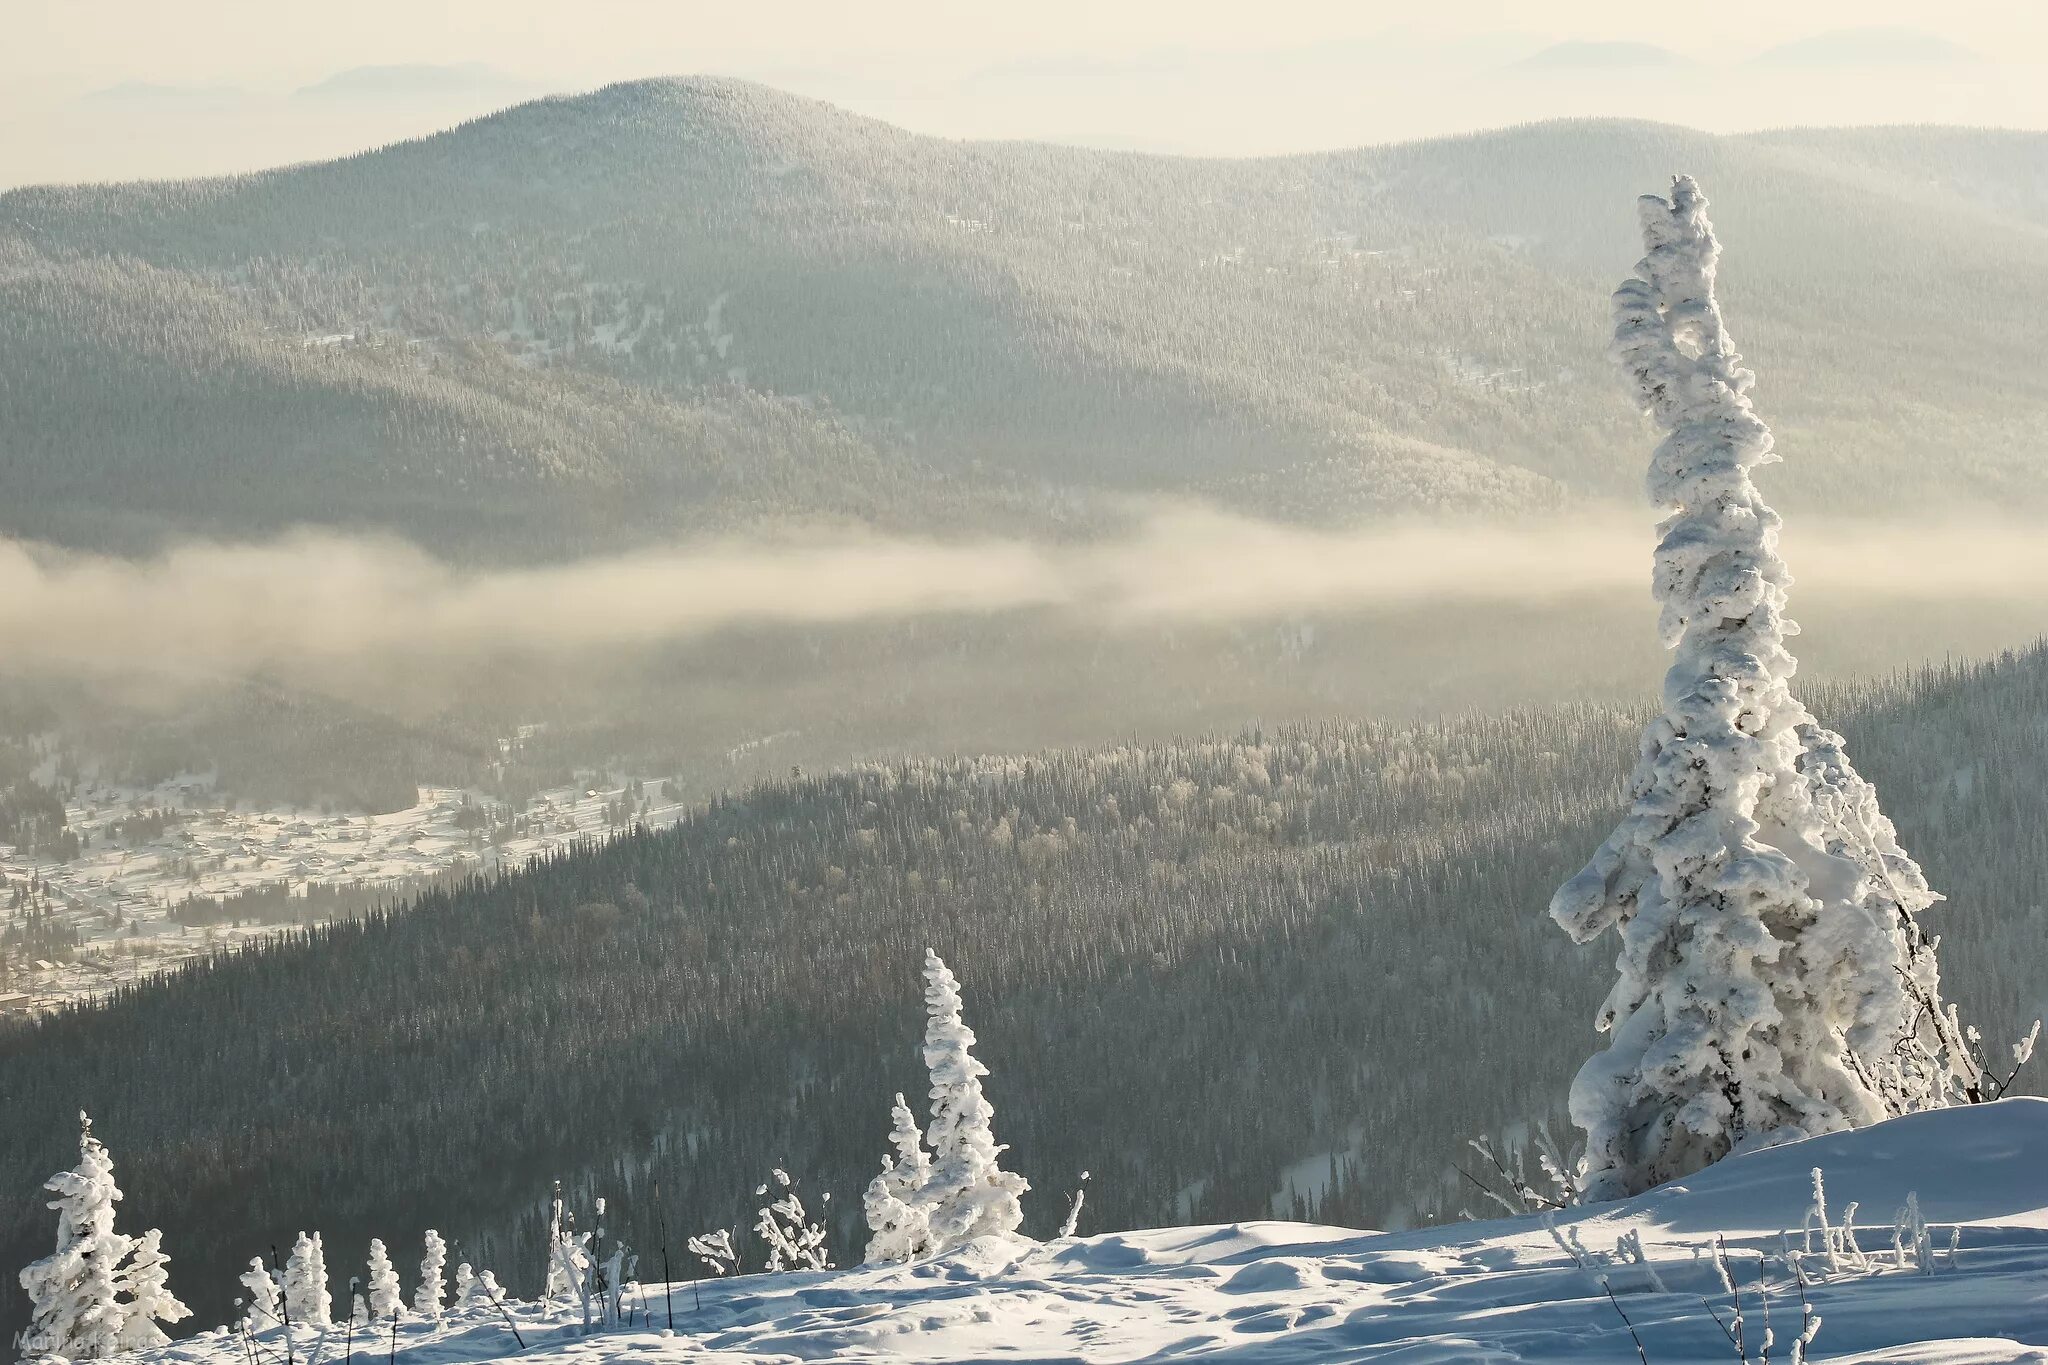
[154,1102,2048,1365]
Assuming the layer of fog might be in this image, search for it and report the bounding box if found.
[4,508,2045,693]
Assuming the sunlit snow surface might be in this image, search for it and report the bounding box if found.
[150,1102,2048,1363]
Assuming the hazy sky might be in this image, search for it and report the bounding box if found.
[6,0,2048,186]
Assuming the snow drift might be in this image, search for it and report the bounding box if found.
[123,1100,2048,1364]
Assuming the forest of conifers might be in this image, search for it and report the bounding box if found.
[2,643,2044,1341]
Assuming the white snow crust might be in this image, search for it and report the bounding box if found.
[135,1099,2048,1364]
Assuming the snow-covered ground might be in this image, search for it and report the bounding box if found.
[151,1101,2048,1364]
[0,769,692,1014]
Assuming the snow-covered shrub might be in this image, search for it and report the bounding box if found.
[1800,1168,1869,1273]
[1784,1164,1962,1287]
[1892,1191,1933,1274]
[1058,1172,1092,1240]
[450,1262,476,1304]
[1611,1230,1665,1293]
[591,1205,634,1330]
[1554,175,1982,1200]
[239,1257,282,1332]
[582,1197,632,1328]
[1789,1284,1823,1365]
[686,1230,736,1280]
[1695,1240,1817,1365]
[544,1184,578,1311]
[753,1170,832,1272]
[918,950,1029,1250]
[1461,1123,1580,1217]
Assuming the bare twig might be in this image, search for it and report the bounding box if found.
[1601,1277,1650,1365]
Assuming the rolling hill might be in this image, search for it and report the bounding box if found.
[4,79,2048,555]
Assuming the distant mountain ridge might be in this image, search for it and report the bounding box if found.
[4,77,2047,555]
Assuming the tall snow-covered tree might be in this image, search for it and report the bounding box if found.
[17,1114,133,1361]
[363,1238,402,1321]
[283,1232,332,1327]
[113,1228,191,1350]
[413,1231,447,1319]
[1553,175,1962,1200]
[863,1093,934,1264]
[918,951,1029,1250]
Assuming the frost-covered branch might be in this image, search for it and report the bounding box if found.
[753,1170,832,1273]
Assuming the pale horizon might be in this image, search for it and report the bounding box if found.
[7,0,2048,188]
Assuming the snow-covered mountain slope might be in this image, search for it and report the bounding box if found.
[9,80,2048,555]
[147,1101,2048,1364]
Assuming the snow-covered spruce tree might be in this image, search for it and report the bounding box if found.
[918,951,1028,1250]
[17,1113,134,1361]
[413,1231,446,1319]
[283,1231,332,1327]
[862,1092,934,1264]
[114,1228,191,1350]
[311,1233,333,1325]
[450,1262,476,1304]
[239,1257,282,1332]
[882,1091,932,1201]
[1553,176,1960,1201]
[861,1166,931,1266]
[364,1238,401,1321]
